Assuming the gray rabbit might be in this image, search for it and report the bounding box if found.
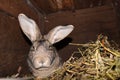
[18,13,74,78]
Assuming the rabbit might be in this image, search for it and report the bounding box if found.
[18,13,74,78]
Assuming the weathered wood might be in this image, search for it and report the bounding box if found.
[45,5,120,61]
[26,0,113,14]
[0,13,30,77]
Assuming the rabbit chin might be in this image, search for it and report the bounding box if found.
[27,54,62,78]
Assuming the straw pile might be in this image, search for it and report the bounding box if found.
[42,35,120,80]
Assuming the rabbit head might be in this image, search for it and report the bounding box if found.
[18,13,74,78]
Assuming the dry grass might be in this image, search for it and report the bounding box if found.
[42,34,120,80]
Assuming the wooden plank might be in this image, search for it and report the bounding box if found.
[0,12,30,77]
[45,5,119,61]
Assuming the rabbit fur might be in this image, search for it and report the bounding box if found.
[18,13,74,78]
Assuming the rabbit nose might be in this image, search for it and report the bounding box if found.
[33,57,51,69]
[33,58,44,69]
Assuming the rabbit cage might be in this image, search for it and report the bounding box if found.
[0,0,120,79]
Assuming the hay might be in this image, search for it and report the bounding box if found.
[42,34,120,80]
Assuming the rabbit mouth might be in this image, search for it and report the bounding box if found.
[35,66,51,70]
[27,56,55,70]
[28,59,53,71]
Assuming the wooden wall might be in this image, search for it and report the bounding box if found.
[45,5,120,61]
[29,0,113,14]
[0,0,119,77]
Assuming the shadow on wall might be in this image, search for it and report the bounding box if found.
[54,37,73,51]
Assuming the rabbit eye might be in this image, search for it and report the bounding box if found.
[32,46,36,51]
[48,45,53,50]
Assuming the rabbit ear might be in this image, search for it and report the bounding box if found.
[18,13,42,42]
[45,25,74,44]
